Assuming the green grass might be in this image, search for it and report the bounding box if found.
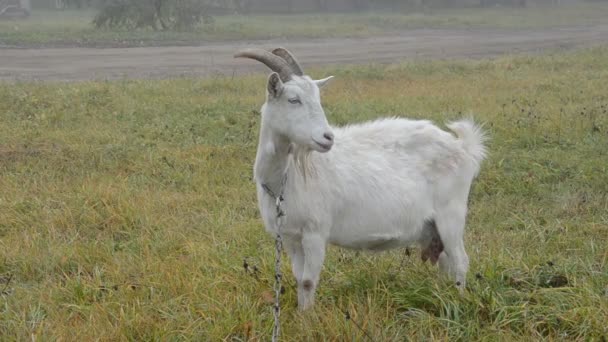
[2,4,608,47]
[1,47,608,340]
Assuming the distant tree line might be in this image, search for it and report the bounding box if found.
[27,0,530,11]
[26,0,603,32]
[29,0,603,11]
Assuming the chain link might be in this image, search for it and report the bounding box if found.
[262,174,287,342]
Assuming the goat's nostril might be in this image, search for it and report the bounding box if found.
[324,132,334,142]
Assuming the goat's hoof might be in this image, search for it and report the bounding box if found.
[455,281,466,295]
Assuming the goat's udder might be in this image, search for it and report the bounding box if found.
[421,235,444,265]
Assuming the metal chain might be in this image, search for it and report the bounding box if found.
[262,173,287,342]
[272,230,283,342]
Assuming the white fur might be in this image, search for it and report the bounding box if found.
[254,73,487,310]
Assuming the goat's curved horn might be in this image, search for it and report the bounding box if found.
[272,47,304,76]
[234,48,293,82]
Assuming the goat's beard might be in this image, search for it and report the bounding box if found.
[289,143,317,181]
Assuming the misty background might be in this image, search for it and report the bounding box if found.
[2,0,608,81]
[3,0,603,30]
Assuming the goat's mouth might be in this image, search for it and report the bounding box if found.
[313,140,333,152]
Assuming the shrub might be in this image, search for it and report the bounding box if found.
[93,0,214,31]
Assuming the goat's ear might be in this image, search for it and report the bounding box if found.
[267,72,283,98]
[315,76,334,89]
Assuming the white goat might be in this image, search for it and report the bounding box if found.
[235,47,487,311]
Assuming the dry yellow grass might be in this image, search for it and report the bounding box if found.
[0,47,607,340]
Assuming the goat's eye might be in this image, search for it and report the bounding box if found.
[288,98,301,105]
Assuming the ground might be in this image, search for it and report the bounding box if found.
[2,24,608,82]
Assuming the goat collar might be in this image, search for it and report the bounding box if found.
[261,171,288,220]
[261,171,287,203]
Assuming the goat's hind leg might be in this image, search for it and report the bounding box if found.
[435,204,469,292]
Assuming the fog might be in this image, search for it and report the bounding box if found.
[1,0,607,81]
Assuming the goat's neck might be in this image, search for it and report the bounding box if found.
[254,124,291,196]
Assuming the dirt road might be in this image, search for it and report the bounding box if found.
[2,25,607,82]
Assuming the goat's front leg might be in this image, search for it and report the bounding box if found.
[283,237,305,288]
[298,233,326,311]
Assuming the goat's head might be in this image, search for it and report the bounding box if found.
[235,47,334,153]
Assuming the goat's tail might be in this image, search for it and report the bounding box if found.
[446,119,488,176]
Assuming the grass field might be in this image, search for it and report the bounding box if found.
[1,47,608,340]
[2,3,608,47]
